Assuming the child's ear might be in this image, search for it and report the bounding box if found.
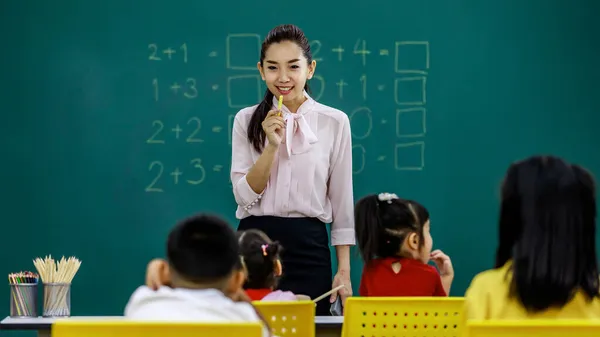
[406,232,420,250]
[227,270,245,293]
[275,259,283,277]
[224,270,245,299]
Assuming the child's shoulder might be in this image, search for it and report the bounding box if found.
[468,265,510,292]
[261,290,298,301]
[365,257,439,277]
[402,259,442,278]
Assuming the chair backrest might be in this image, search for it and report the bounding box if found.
[342,297,465,337]
[466,319,600,337]
[253,300,315,337]
[51,319,263,337]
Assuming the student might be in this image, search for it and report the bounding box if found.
[124,214,271,336]
[464,155,600,319]
[238,229,310,301]
[355,193,454,297]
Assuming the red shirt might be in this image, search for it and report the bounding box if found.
[245,288,272,301]
[359,257,447,297]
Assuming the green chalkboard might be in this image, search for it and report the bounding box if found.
[2,1,600,333]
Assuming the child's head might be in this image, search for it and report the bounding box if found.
[495,155,598,311]
[237,229,283,290]
[165,213,245,295]
[355,193,432,264]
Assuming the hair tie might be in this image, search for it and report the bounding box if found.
[261,244,268,256]
[378,192,398,204]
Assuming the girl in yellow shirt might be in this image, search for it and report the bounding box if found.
[464,155,600,319]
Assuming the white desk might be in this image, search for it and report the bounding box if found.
[0,316,344,337]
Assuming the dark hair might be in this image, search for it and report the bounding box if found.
[247,24,313,153]
[495,155,599,312]
[237,229,282,289]
[355,194,430,264]
[166,213,240,284]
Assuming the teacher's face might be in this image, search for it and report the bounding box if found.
[258,40,316,107]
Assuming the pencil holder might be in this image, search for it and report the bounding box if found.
[43,282,70,317]
[9,283,38,317]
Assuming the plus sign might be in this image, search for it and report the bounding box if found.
[331,45,345,61]
[170,168,183,184]
[163,47,176,60]
[170,83,181,94]
[171,124,182,139]
[336,79,348,99]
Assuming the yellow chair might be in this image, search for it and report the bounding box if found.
[52,319,263,337]
[342,297,465,337]
[253,300,315,337]
[466,319,600,337]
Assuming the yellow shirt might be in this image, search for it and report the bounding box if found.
[464,262,600,319]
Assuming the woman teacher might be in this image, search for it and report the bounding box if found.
[231,24,355,316]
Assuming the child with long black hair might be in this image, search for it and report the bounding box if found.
[464,155,600,319]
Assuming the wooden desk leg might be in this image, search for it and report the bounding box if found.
[38,329,51,337]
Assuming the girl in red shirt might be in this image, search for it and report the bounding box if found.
[355,193,454,297]
[237,229,309,301]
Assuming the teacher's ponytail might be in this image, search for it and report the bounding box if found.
[247,89,274,153]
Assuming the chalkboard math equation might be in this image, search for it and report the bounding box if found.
[144,36,430,192]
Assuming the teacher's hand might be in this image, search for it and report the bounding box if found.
[262,110,285,146]
[330,270,352,305]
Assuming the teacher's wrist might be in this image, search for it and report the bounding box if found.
[335,245,351,273]
[265,142,279,153]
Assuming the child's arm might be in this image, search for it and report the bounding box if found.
[145,258,170,290]
[440,275,453,296]
[430,250,454,296]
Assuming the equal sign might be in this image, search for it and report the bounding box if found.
[379,49,389,56]
[212,126,222,133]
[377,156,386,161]
[213,165,223,172]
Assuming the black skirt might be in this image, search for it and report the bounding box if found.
[238,215,332,316]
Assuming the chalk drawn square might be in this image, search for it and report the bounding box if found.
[227,75,262,108]
[226,34,261,70]
[395,141,425,171]
[396,108,426,138]
[395,41,429,74]
[394,77,426,106]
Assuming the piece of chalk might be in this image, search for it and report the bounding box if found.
[278,95,283,110]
